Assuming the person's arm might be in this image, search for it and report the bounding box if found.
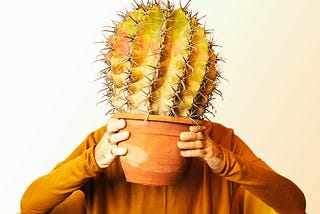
[217,138,306,214]
[178,122,306,214]
[20,118,129,214]
[20,128,103,214]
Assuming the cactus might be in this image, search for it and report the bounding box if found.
[100,0,222,119]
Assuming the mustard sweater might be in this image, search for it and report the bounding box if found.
[21,122,306,214]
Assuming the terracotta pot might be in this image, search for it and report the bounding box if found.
[111,113,200,186]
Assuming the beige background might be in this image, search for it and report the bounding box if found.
[0,0,319,213]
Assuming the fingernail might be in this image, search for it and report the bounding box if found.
[180,151,186,157]
[180,132,187,140]
[189,126,196,131]
[119,119,125,126]
[117,147,127,155]
[119,130,130,139]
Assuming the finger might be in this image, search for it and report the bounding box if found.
[111,147,128,156]
[109,131,130,144]
[107,118,126,133]
[180,131,206,141]
[189,125,206,133]
[177,140,205,149]
[180,149,206,157]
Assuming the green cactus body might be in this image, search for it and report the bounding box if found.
[128,5,165,113]
[109,9,144,112]
[192,50,218,116]
[103,1,221,119]
[151,8,191,116]
[177,17,209,117]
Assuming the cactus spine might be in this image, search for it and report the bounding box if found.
[102,0,221,119]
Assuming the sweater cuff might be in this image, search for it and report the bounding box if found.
[210,144,227,174]
[214,145,252,183]
[213,145,242,177]
[81,146,104,176]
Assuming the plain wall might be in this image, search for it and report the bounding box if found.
[0,0,319,213]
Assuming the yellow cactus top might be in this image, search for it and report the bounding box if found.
[102,0,221,119]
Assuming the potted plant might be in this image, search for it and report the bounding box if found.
[99,0,222,186]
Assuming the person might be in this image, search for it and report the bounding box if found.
[20,117,306,214]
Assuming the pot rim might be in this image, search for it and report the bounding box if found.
[111,113,202,125]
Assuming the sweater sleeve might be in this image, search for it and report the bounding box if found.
[210,123,306,214]
[20,126,106,214]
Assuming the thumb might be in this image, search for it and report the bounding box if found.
[111,147,128,156]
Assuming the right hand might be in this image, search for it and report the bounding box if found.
[94,118,129,168]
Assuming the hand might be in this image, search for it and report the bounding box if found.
[177,125,223,171]
[94,118,129,168]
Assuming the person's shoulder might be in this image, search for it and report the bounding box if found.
[213,122,235,134]
[93,125,106,136]
[204,120,235,148]
[84,125,106,144]
[203,120,234,135]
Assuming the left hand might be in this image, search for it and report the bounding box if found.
[95,118,129,169]
[177,125,223,171]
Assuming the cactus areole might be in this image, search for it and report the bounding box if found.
[101,0,222,120]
